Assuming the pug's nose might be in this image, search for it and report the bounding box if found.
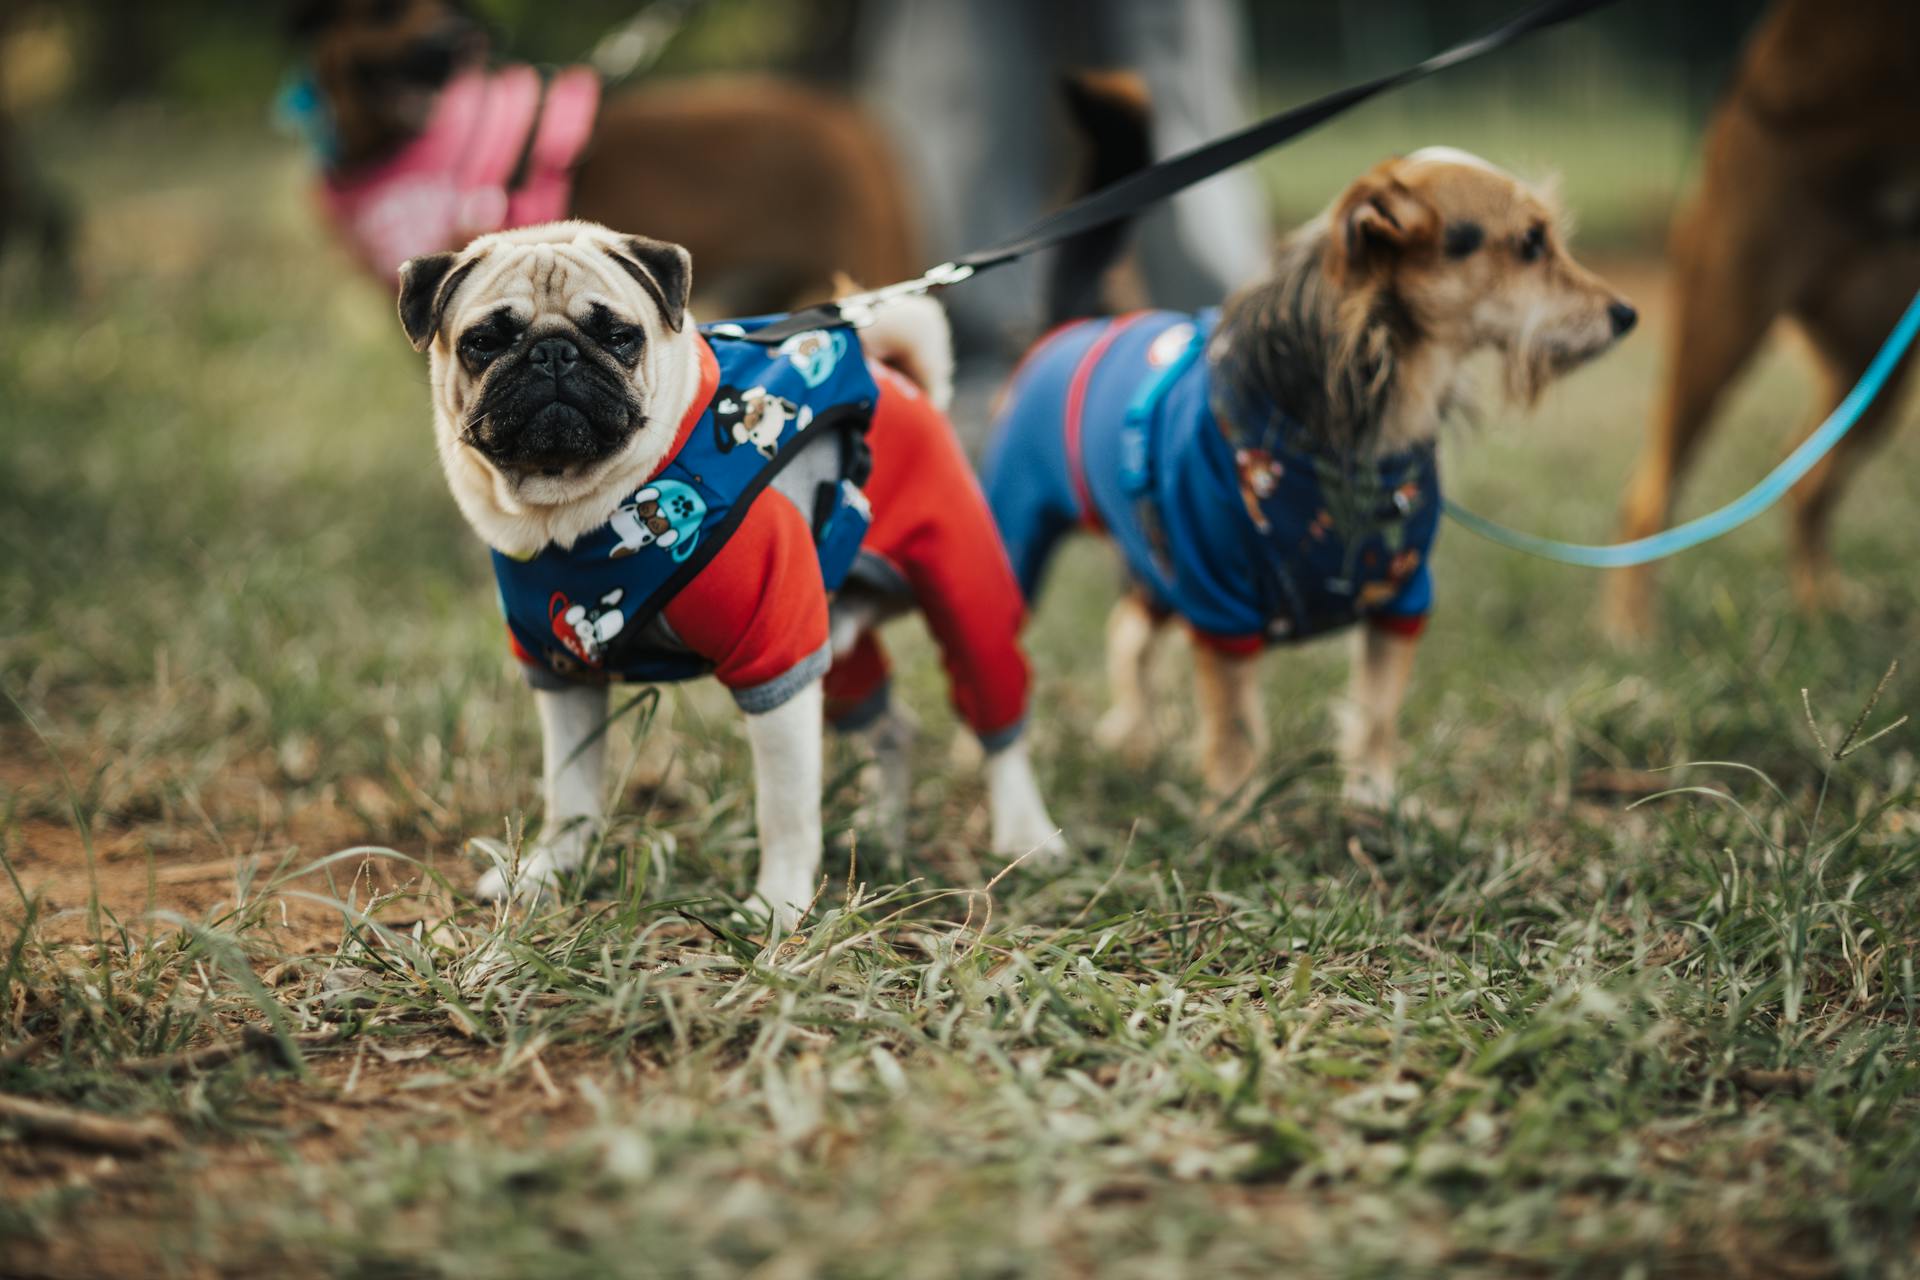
[529,337,581,378]
[1608,301,1638,337]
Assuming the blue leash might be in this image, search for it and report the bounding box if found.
[1442,287,1920,568]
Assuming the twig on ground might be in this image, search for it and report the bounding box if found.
[0,1093,179,1153]
[1733,1067,1817,1095]
[0,1033,47,1067]
[116,1026,346,1080]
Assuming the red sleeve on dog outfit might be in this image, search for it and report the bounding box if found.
[847,365,1031,745]
[1188,628,1266,657]
[1366,612,1427,638]
[662,493,829,695]
[1189,613,1427,653]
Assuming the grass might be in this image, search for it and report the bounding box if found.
[2,105,1918,1278]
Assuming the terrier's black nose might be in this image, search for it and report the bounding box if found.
[1608,301,1638,337]
[528,337,581,376]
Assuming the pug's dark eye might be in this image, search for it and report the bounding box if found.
[606,326,641,355]
[459,327,507,366]
[1518,223,1548,263]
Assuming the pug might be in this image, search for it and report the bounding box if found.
[397,221,1064,929]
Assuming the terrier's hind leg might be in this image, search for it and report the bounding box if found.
[1334,625,1419,809]
[1092,590,1167,765]
[1192,642,1266,800]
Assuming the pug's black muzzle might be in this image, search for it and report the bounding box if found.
[467,338,642,475]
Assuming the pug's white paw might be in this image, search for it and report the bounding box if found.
[471,825,594,903]
[750,873,815,937]
[985,738,1071,871]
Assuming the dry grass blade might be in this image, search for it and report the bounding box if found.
[1832,660,1904,760]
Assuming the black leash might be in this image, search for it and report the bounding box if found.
[746,0,1624,345]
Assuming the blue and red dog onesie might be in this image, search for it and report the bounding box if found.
[982,309,1440,653]
[494,316,1031,750]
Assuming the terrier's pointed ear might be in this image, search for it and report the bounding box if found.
[397,252,474,351]
[610,236,693,332]
[1330,171,1438,286]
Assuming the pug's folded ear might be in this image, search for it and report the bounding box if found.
[608,236,692,332]
[398,251,478,351]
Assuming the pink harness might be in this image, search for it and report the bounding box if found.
[318,64,600,279]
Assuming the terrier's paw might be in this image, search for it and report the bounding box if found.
[1340,769,1394,812]
[1091,706,1154,767]
[1340,769,1426,821]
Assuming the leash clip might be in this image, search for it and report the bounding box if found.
[921,261,975,289]
[835,262,976,329]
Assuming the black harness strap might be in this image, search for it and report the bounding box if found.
[601,404,872,667]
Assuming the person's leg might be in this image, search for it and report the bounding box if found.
[857,0,1055,356]
[1099,0,1269,309]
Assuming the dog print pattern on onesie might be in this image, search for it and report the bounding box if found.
[491,317,876,699]
[982,309,1441,648]
[610,481,709,560]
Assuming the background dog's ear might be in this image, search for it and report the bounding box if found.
[397,252,475,351]
[1331,173,1438,285]
[286,0,338,39]
[610,237,692,332]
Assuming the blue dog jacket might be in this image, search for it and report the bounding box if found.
[492,318,876,689]
[982,309,1440,646]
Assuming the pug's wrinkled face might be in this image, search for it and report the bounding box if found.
[398,222,694,511]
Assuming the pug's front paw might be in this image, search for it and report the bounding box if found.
[986,741,1071,871]
[472,824,596,902]
[750,872,816,937]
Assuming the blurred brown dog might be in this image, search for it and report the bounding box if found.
[1607,0,1920,637]
[291,0,916,312]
